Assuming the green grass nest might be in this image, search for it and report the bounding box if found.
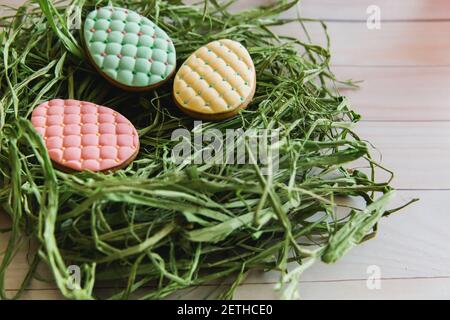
[0,0,414,300]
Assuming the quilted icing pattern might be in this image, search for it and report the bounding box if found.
[31,99,139,172]
[173,39,256,117]
[84,7,176,89]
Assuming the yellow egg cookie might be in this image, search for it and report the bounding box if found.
[173,39,256,120]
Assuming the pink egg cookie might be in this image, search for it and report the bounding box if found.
[31,99,139,172]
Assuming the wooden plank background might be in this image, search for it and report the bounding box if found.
[1,0,450,299]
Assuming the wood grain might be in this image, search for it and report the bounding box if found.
[234,278,450,300]
[299,0,450,21]
[274,21,450,66]
[235,2,450,67]
[246,190,450,284]
[226,0,450,21]
[7,276,450,300]
[4,2,450,67]
[356,122,450,190]
[1,0,449,300]
[335,66,450,121]
[3,190,449,291]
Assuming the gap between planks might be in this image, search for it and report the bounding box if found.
[4,1,450,67]
[298,0,450,21]
[334,66,450,121]
[2,189,450,290]
[5,277,450,300]
[273,21,450,67]
[227,0,450,21]
[2,0,449,300]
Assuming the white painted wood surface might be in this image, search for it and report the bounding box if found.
[299,0,450,21]
[1,0,450,299]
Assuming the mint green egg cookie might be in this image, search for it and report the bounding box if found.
[83,7,176,91]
